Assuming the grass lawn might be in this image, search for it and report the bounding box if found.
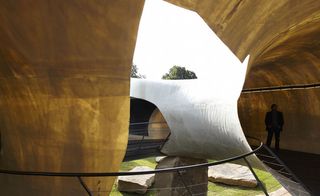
[110,157,281,196]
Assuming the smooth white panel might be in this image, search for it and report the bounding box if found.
[130,71,253,160]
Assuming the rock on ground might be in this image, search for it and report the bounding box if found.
[117,166,155,194]
[208,163,258,188]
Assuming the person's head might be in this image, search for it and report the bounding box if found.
[271,104,277,111]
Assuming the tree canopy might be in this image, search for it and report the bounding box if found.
[131,64,145,78]
[162,66,197,80]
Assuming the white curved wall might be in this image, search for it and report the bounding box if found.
[131,7,257,161]
[130,58,253,161]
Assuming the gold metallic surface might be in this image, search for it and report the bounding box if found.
[244,20,320,88]
[239,89,320,154]
[148,108,170,139]
[1,1,320,194]
[0,0,144,195]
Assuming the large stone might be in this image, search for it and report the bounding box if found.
[208,163,257,188]
[117,166,155,194]
[154,156,208,196]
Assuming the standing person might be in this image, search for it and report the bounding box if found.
[265,104,284,151]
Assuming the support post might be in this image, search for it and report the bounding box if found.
[177,170,193,196]
[243,157,269,196]
[77,176,92,196]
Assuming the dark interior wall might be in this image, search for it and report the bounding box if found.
[130,98,156,123]
[238,89,320,155]
[130,98,156,136]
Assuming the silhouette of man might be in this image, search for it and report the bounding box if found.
[265,104,284,151]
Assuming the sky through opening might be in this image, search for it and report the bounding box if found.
[133,0,248,90]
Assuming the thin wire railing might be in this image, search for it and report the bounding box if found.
[247,137,312,196]
[258,145,312,195]
[0,140,263,177]
[241,82,320,93]
[125,121,169,161]
[0,121,311,196]
[0,137,268,196]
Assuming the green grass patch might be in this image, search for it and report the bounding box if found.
[119,157,157,171]
[207,168,281,196]
[111,157,281,196]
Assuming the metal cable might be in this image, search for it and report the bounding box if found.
[0,140,263,177]
[242,82,320,93]
[0,134,308,196]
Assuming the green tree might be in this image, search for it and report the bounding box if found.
[131,64,145,78]
[162,66,197,80]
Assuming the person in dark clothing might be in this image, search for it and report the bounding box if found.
[265,104,284,151]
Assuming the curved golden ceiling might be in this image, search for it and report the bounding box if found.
[244,19,320,88]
